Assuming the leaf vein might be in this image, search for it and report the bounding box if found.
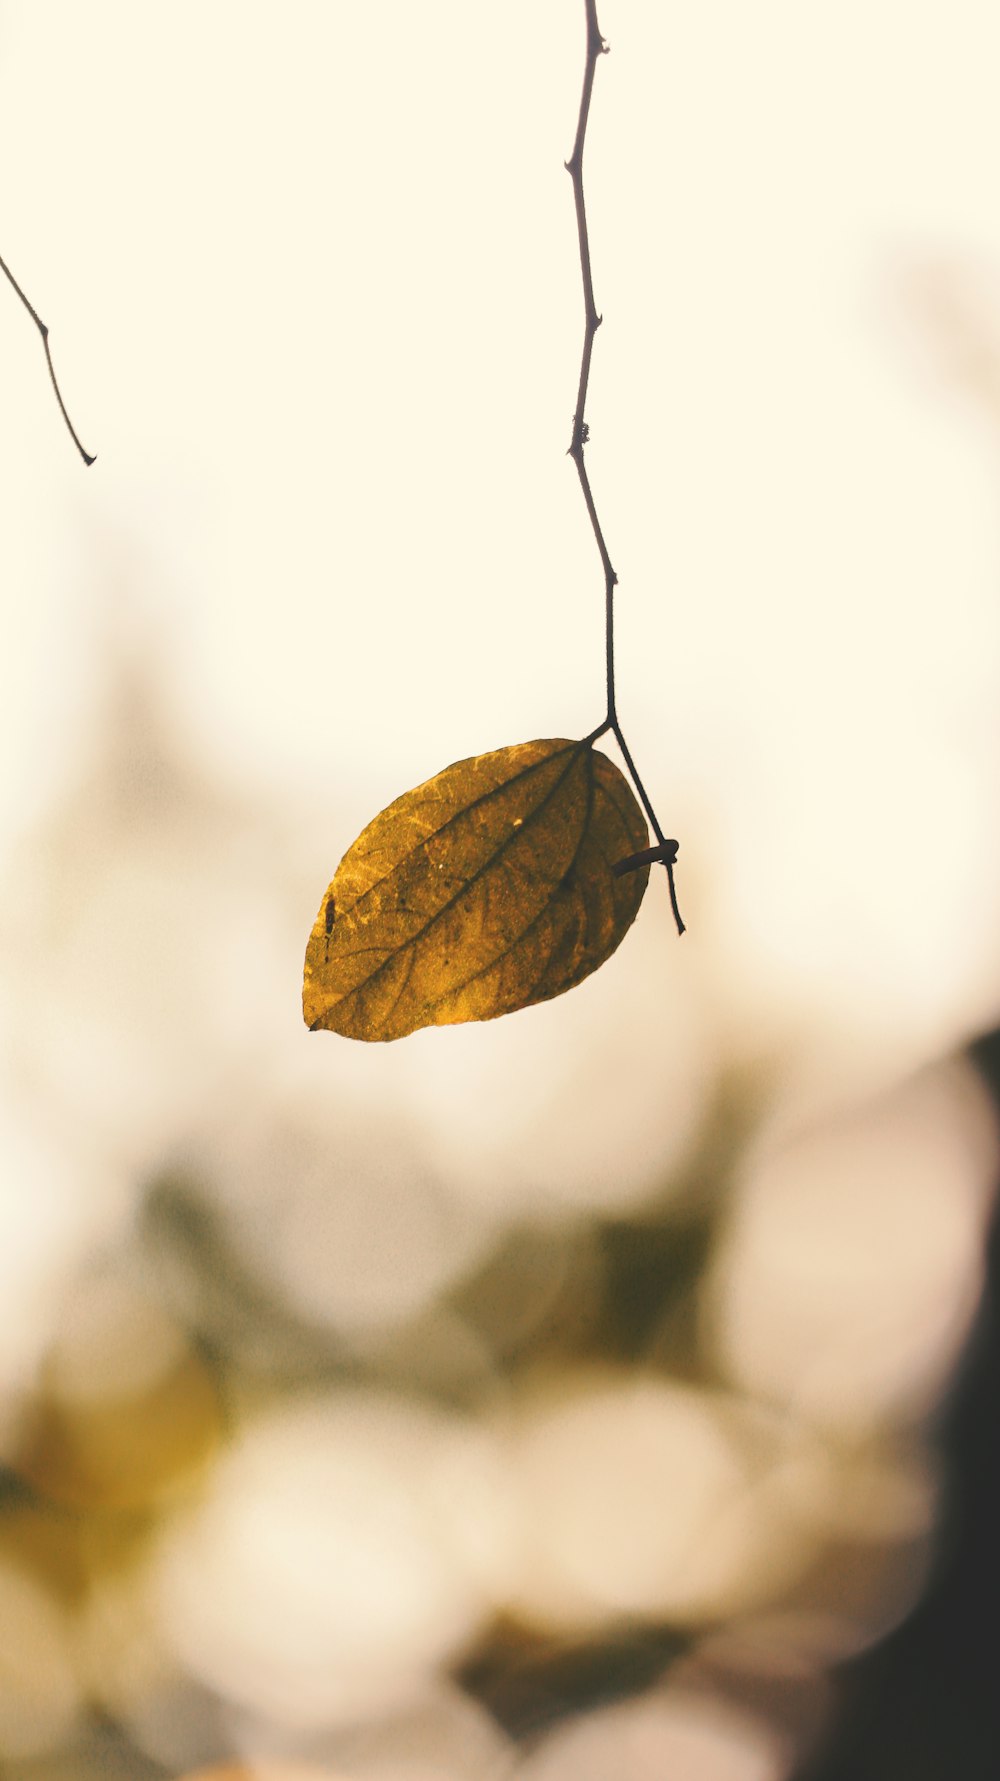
[333,743,592,1018]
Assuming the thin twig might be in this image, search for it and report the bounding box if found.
[565,0,683,933]
[0,251,95,465]
[565,0,615,692]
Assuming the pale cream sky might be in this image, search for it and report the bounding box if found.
[3,0,1000,1093]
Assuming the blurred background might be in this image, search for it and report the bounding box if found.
[1,1,1000,1775]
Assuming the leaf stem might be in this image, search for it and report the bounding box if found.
[566,0,683,934]
[0,250,96,465]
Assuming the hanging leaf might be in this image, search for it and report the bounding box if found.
[303,737,650,1042]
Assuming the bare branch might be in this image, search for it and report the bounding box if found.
[565,0,683,933]
[0,251,96,465]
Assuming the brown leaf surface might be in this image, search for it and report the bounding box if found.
[303,738,649,1042]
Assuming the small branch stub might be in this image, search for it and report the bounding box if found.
[615,840,685,937]
[613,840,679,877]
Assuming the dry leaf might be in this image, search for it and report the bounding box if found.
[303,738,649,1042]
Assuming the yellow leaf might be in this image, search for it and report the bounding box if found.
[303,738,650,1042]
